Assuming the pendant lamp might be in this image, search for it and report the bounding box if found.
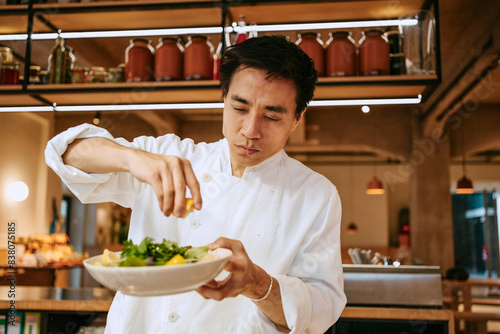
[347,222,358,234]
[366,176,385,195]
[456,126,474,194]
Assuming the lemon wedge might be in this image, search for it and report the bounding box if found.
[103,249,120,266]
[173,198,195,218]
[165,254,185,265]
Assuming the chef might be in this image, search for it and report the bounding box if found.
[45,35,346,333]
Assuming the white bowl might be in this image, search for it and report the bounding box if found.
[84,248,232,296]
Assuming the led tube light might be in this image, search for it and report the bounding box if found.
[0,19,417,41]
[309,96,422,106]
[0,96,421,113]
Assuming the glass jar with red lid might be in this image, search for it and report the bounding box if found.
[358,29,390,76]
[125,38,155,82]
[155,37,184,81]
[325,31,357,77]
[184,35,214,80]
[296,32,325,76]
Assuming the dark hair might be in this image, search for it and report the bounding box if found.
[219,35,317,119]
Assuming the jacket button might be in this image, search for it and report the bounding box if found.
[202,173,212,183]
[189,219,200,230]
[168,312,179,322]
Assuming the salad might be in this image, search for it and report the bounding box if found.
[96,237,209,267]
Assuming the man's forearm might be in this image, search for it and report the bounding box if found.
[62,137,134,174]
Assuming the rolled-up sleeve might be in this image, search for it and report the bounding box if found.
[45,123,142,208]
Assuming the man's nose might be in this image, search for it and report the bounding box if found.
[242,114,261,139]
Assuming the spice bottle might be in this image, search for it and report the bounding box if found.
[358,29,390,76]
[325,31,357,77]
[155,37,184,81]
[48,36,67,84]
[296,32,325,77]
[184,35,214,80]
[125,39,155,82]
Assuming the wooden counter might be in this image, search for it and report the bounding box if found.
[0,286,113,312]
[0,286,455,334]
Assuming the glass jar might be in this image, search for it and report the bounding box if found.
[72,67,88,83]
[325,31,357,77]
[296,32,325,76]
[358,29,390,76]
[399,10,436,75]
[39,70,49,85]
[0,47,13,63]
[88,67,107,83]
[155,37,184,81]
[28,65,41,84]
[0,62,20,85]
[0,46,14,84]
[108,67,125,83]
[184,35,214,80]
[125,38,155,82]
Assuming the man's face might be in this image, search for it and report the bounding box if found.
[222,66,301,177]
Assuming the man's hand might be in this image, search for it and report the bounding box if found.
[62,137,202,217]
[126,149,201,217]
[196,237,288,329]
[196,237,268,300]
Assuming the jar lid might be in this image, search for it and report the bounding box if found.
[159,36,181,42]
[330,31,351,36]
[30,65,42,71]
[1,61,19,69]
[363,29,384,35]
[189,35,209,40]
[131,38,151,44]
[108,67,123,72]
[298,32,320,37]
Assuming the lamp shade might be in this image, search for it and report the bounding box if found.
[456,175,474,194]
[347,222,358,234]
[366,176,385,195]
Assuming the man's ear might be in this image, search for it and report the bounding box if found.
[291,110,305,132]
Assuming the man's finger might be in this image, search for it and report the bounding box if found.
[182,159,202,210]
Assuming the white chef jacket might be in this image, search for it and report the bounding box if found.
[45,124,346,334]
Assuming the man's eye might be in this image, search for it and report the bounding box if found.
[265,116,278,122]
